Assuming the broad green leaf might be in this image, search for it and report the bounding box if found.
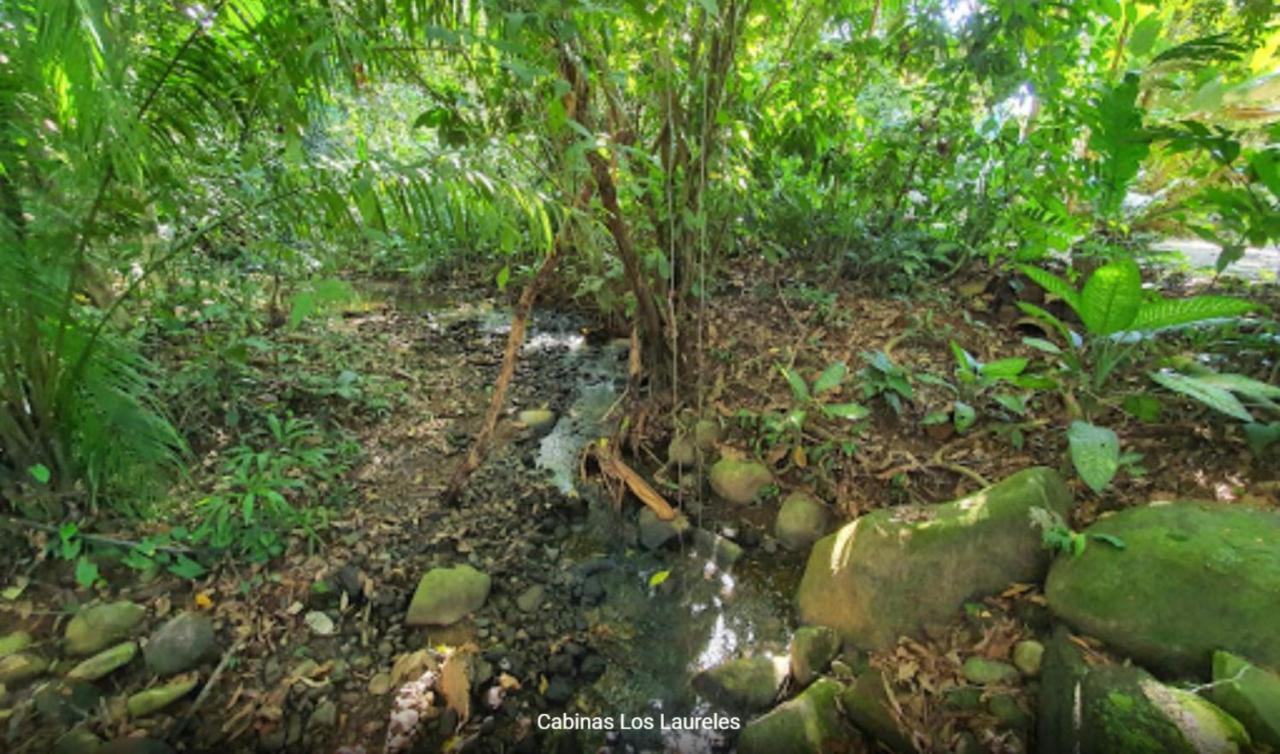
[1149,370,1253,422]
[495,265,510,291]
[28,464,50,484]
[1244,423,1280,457]
[1079,260,1141,335]
[1068,420,1120,494]
[981,357,1029,379]
[1128,15,1162,57]
[1090,533,1127,550]
[922,410,949,426]
[168,556,207,580]
[813,362,847,395]
[779,365,809,402]
[823,402,870,421]
[1018,265,1081,312]
[1194,373,1280,401]
[1122,394,1162,422]
[1021,337,1062,355]
[1017,302,1073,342]
[75,557,100,588]
[648,570,670,588]
[953,401,976,432]
[1130,296,1257,331]
[992,393,1029,416]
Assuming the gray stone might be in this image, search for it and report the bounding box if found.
[515,584,546,613]
[35,680,104,725]
[144,612,215,676]
[65,601,146,656]
[962,657,1018,685]
[405,565,491,626]
[840,669,914,753]
[737,678,854,754]
[775,492,830,551]
[797,467,1072,649]
[667,434,697,467]
[1013,640,1044,678]
[691,655,786,713]
[789,626,840,688]
[637,508,689,550]
[1210,650,1280,752]
[1046,501,1280,677]
[708,459,772,504]
[308,700,337,728]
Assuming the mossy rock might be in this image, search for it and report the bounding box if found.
[1046,501,1280,677]
[1079,665,1248,754]
[789,625,840,688]
[737,678,855,754]
[1210,651,1280,752]
[0,652,48,685]
[775,492,830,551]
[0,630,33,660]
[143,612,216,675]
[65,601,146,656]
[1038,626,1091,754]
[691,655,786,713]
[708,459,773,504]
[797,467,1072,649]
[692,419,721,450]
[67,641,138,681]
[126,673,199,717]
[517,408,557,435]
[405,565,491,626]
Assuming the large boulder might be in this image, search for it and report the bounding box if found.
[797,467,1072,649]
[775,492,830,551]
[65,601,145,656]
[1210,651,1280,752]
[709,459,772,504]
[144,612,216,675]
[405,565,491,626]
[789,626,840,688]
[1045,501,1280,676]
[691,655,787,713]
[1039,628,1249,754]
[737,678,856,754]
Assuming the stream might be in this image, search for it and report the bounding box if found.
[383,286,796,752]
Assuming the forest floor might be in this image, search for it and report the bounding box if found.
[1,257,1277,754]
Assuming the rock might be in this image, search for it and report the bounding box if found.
[840,669,914,753]
[708,459,773,504]
[98,739,175,754]
[405,565,491,626]
[797,467,1072,649]
[544,676,575,704]
[987,693,1030,730]
[667,434,697,467]
[962,658,1018,686]
[53,727,102,754]
[692,419,721,450]
[304,610,336,637]
[515,584,546,613]
[144,611,216,675]
[308,700,337,728]
[368,672,393,695]
[126,673,199,717]
[0,630,32,660]
[1013,640,1044,678]
[1046,501,1280,676]
[0,652,48,684]
[35,680,104,725]
[692,528,743,567]
[1080,665,1248,753]
[1210,651,1280,751]
[691,655,787,713]
[789,626,840,688]
[68,641,138,681]
[775,492,830,551]
[637,508,689,550]
[517,408,557,435]
[737,678,854,754]
[65,601,146,656]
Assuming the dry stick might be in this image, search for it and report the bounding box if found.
[441,185,594,505]
[172,639,244,738]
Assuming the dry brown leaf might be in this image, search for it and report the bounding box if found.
[439,650,471,726]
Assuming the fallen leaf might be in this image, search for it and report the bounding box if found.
[194,592,213,610]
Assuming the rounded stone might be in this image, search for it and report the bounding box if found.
[775,492,831,551]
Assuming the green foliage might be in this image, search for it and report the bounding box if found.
[858,351,914,415]
[192,413,359,562]
[1150,367,1280,423]
[1068,420,1121,494]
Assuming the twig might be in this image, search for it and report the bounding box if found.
[173,639,244,737]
